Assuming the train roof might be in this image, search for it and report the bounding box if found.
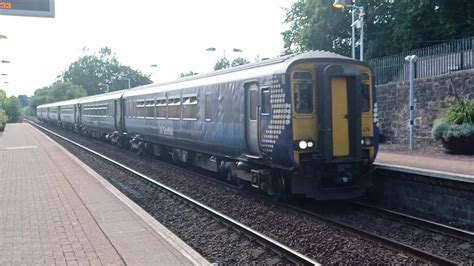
[78,89,128,104]
[122,50,357,98]
[37,50,368,108]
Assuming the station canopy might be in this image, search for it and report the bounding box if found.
[0,0,54,18]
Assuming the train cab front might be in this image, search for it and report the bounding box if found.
[288,59,377,200]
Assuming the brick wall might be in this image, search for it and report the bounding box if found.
[376,69,474,145]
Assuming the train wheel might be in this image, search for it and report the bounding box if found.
[271,171,290,201]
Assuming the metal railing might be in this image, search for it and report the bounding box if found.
[368,36,474,85]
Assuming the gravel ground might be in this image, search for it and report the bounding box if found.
[36,122,429,264]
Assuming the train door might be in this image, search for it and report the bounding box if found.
[75,104,81,125]
[114,99,122,131]
[331,77,350,157]
[245,83,261,156]
[316,64,361,160]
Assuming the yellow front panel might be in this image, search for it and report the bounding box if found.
[331,77,350,157]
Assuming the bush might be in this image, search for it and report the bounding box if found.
[432,120,474,141]
[444,101,474,125]
[432,100,474,143]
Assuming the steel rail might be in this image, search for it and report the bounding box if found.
[351,201,474,242]
[28,120,319,266]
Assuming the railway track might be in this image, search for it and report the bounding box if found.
[29,119,469,264]
[28,120,318,265]
[351,201,474,242]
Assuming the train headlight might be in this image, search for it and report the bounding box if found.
[361,137,373,146]
[299,141,308,150]
[307,141,314,148]
[364,138,372,146]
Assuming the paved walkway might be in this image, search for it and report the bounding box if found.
[0,123,208,265]
[376,151,473,177]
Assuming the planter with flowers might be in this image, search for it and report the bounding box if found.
[432,100,474,154]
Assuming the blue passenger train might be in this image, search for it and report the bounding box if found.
[37,51,379,200]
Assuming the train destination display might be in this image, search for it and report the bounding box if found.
[0,0,54,18]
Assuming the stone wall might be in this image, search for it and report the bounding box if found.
[376,69,474,145]
[367,169,474,227]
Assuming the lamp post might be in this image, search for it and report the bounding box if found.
[117,74,131,89]
[333,0,365,61]
[405,55,418,151]
[149,64,157,82]
[97,83,110,93]
[118,76,132,89]
[205,47,243,69]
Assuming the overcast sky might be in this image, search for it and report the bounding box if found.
[0,0,296,97]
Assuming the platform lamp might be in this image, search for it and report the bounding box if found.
[205,47,243,69]
[117,73,131,89]
[97,83,110,93]
[333,0,365,61]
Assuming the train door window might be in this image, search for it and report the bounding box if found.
[361,83,370,112]
[360,74,370,113]
[156,98,167,118]
[249,90,257,121]
[293,71,313,114]
[182,95,198,119]
[205,94,212,121]
[261,88,270,115]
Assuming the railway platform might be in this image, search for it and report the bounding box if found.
[375,150,473,181]
[0,123,208,265]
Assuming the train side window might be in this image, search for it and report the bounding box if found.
[261,89,270,115]
[137,100,145,118]
[205,94,212,121]
[361,83,370,112]
[156,98,167,118]
[183,96,198,119]
[249,90,257,121]
[145,100,155,118]
[167,97,180,119]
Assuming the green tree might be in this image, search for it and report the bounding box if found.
[214,57,230,70]
[179,71,199,78]
[282,0,351,56]
[0,89,7,111]
[0,90,8,128]
[18,95,29,107]
[61,47,152,95]
[29,82,87,115]
[231,57,250,67]
[283,0,474,59]
[5,96,22,123]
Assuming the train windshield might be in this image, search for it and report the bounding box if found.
[293,71,314,114]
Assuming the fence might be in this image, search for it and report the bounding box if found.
[367,36,474,85]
